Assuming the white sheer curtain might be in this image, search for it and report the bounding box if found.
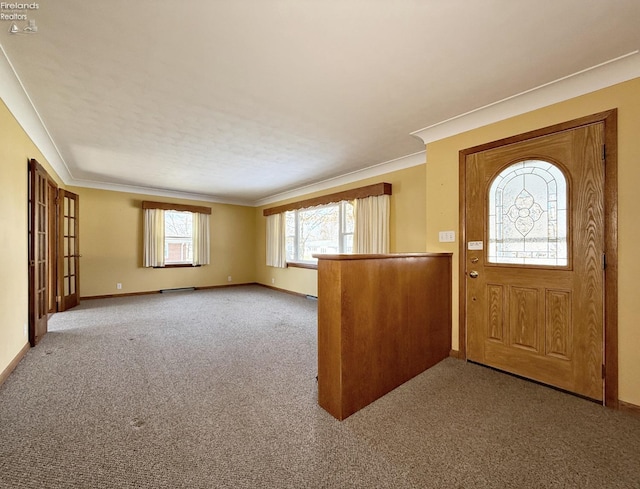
[353,194,390,254]
[192,212,210,266]
[266,213,287,268]
[143,208,165,267]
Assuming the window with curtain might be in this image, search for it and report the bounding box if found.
[284,201,354,264]
[263,183,392,267]
[142,201,210,267]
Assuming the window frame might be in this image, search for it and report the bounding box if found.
[285,200,354,266]
[163,209,194,266]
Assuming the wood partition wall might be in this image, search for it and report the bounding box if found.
[315,253,452,420]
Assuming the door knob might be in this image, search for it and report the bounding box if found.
[469,270,479,278]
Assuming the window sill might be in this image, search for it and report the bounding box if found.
[153,264,202,268]
[286,261,318,270]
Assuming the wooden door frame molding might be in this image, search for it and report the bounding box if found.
[458,109,618,407]
[47,180,58,314]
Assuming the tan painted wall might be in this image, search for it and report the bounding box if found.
[254,163,427,296]
[71,187,257,297]
[0,99,64,374]
[425,77,640,405]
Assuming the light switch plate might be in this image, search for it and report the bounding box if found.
[439,231,455,242]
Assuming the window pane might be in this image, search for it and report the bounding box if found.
[164,211,193,263]
[343,234,353,254]
[285,211,296,261]
[488,160,567,266]
[343,201,354,233]
[298,204,339,261]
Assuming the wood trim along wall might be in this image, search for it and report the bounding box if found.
[0,342,30,387]
[619,401,640,417]
[80,283,256,300]
[287,262,317,270]
[263,182,392,216]
[142,200,212,215]
[256,283,313,299]
[82,283,312,301]
[81,282,313,300]
[602,110,619,409]
[81,290,161,300]
[458,109,618,408]
[458,152,468,361]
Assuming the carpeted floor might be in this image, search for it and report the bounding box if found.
[0,285,639,488]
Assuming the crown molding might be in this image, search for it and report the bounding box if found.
[411,51,640,145]
[68,177,253,206]
[253,151,426,207]
[0,44,74,182]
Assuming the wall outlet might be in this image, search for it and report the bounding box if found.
[439,230,456,243]
[23,323,27,337]
[116,283,122,290]
[271,278,275,284]
[227,275,232,282]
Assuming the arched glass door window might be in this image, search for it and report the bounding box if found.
[488,160,567,266]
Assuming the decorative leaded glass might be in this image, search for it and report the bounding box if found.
[488,160,567,266]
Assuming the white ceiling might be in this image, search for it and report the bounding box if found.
[2,0,639,205]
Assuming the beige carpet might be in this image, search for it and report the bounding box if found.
[0,285,638,488]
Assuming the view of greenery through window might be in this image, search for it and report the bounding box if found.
[285,201,354,263]
[164,210,193,264]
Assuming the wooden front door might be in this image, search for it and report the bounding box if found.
[464,122,606,401]
[57,190,80,311]
[28,159,50,346]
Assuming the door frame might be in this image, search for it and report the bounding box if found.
[458,109,618,407]
[47,180,58,314]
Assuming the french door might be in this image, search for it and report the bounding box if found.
[28,159,50,346]
[28,160,81,346]
[58,190,80,311]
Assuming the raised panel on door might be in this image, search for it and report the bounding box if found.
[508,286,540,353]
